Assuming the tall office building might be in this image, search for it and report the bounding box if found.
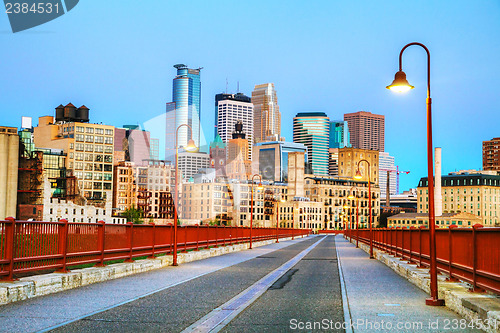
[254,141,307,182]
[34,104,115,203]
[215,93,253,160]
[252,83,281,143]
[379,152,397,197]
[344,111,385,151]
[293,112,330,176]
[0,126,19,220]
[483,137,500,171]
[329,121,351,149]
[165,64,202,159]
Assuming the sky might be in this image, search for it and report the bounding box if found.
[1,0,499,192]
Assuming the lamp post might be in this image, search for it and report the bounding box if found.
[342,205,349,238]
[354,159,373,259]
[250,174,263,249]
[173,124,198,266]
[386,42,444,306]
[275,195,285,243]
[348,186,359,247]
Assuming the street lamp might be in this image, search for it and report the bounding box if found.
[250,174,263,249]
[173,124,198,266]
[354,159,374,259]
[387,42,444,306]
[348,186,360,247]
[275,195,286,243]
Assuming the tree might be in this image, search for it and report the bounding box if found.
[123,206,143,224]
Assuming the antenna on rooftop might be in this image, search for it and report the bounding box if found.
[226,78,228,94]
[237,81,240,93]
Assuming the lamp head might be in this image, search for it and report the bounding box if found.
[280,198,286,203]
[348,194,355,200]
[343,205,349,209]
[257,183,264,190]
[185,139,198,152]
[354,170,363,180]
[386,70,414,93]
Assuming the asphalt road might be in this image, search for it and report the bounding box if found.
[50,235,344,333]
[222,235,344,332]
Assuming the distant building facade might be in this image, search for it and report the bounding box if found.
[0,126,19,220]
[344,111,385,151]
[379,152,397,197]
[165,64,202,159]
[417,172,500,226]
[215,93,253,160]
[254,141,307,182]
[293,112,330,176]
[252,83,281,143]
[338,147,379,185]
[483,137,500,171]
[329,121,351,149]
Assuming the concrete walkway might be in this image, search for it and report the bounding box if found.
[335,235,482,332]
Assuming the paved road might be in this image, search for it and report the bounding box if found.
[222,235,343,332]
[50,236,333,332]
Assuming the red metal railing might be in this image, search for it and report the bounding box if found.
[0,218,310,280]
[345,225,500,295]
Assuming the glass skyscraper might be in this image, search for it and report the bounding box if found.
[293,112,330,176]
[165,64,202,159]
[329,120,351,149]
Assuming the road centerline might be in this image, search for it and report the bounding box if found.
[181,236,327,333]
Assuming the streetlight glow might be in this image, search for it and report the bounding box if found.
[354,170,363,180]
[386,70,414,93]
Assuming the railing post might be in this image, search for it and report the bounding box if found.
[3,217,16,281]
[471,224,483,291]
[222,225,226,247]
[56,219,69,273]
[206,225,209,249]
[409,227,415,263]
[215,225,218,248]
[418,226,425,268]
[184,225,188,252]
[229,226,232,246]
[148,223,156,259]
[447,225,457,281]
[196,224,199,251]
[96,221,106,266]
[126,222,134,262]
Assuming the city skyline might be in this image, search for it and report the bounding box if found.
[1,1,499,192]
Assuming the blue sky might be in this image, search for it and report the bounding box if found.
[1,1,499,191]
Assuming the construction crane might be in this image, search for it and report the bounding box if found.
[379,166,410,207]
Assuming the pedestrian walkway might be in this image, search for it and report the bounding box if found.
[335,235,482,332]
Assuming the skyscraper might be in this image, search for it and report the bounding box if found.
[215,93,253,160]
[293,112,330,176]
[165,64,202,159]
[329,121,351,149]
[252,83,281,143]
[379,151,397,197]
[483,137,500,171]
[344,111,385,151]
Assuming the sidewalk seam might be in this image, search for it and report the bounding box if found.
[335,235,354,333]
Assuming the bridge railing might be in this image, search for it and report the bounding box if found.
[0,218,310,280]
[345,225,500,295]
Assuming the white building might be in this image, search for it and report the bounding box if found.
[215,93,254,161]
[379,152,397,197]
[178,152,210,181]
